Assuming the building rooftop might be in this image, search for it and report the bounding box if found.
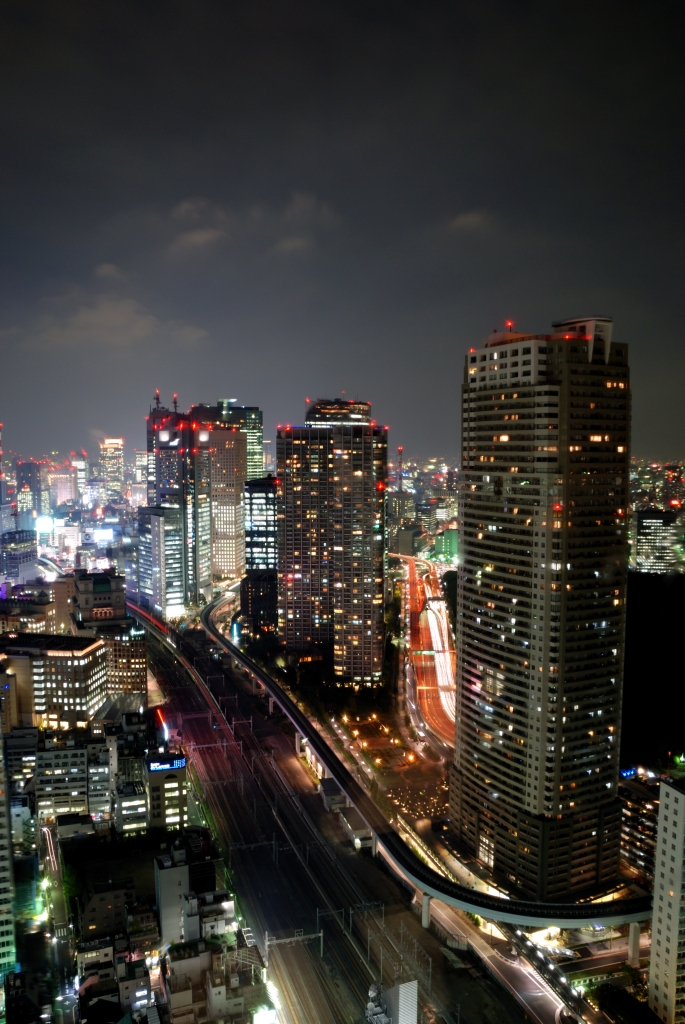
[0,632,103,653]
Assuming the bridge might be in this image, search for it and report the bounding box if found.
[128,596,652,929]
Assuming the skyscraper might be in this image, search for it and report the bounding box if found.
[145,397,212,604]
[138,506,185,619]
[244,474,278,570]
[450,317,630,900]
[99,438,125,496]
[635,508,681,573]
[194,409,247,580]
[146,396,249,600]
[277,400,387,683]
[214,400,263,481]
[240,474,279,634]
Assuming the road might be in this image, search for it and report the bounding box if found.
[395,555,456,750]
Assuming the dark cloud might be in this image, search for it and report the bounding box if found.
[0,0,682,460]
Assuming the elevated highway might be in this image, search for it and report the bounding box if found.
[128,597,651,929]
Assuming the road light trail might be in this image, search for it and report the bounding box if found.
[393,554,456,748]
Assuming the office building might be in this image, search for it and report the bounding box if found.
[204,417,247,580]
[0,530,36,579]
[14,461,41,513]
[648,777,685,1023]
[450,317,629,900]
[0,752,16,981]
[635,509,681,573]
[240,475,278,633]
[34,730,91,822]
[71,457,88,499]
[99,438,125,496]
[131,449,148,506]
[214,400,264,481]
[113,781,148,834]
[71,569,147,693]
[244,474,278,570]
[146,753,188,830]
[48,468,77,509]
[0,633,108,728]
[277,399,387,683]
[145,396,212,604]
[138,505,185,619]
[0,585,56,634]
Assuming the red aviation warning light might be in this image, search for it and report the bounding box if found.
[506,320,514,331]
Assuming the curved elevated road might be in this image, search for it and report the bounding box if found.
[191,596,651,929]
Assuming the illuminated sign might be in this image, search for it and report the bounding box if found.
[148,757,186,772]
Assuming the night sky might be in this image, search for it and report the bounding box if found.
[0,2,682,462]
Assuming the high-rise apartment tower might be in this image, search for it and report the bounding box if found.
[277,400,387,683]
[449,317,630,900]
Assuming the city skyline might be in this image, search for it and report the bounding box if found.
[0,4,683,463]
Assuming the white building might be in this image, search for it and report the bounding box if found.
[649,777,685,1022]
[182,890,235,941]
[155,848,189,947]
[34,735,89,822]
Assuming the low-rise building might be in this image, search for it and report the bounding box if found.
[76,937,115,984]
[113,781,148,835]
[117,957,151,1013]
[182,890,235,941]
[79,880,134,942]
[339,807,373,849]
[320,777,346,812]
[147,753,188,831]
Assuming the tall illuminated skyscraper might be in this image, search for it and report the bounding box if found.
[240,474,279,633]
[138,505,185,619]
[215,400,263,481]
[277,400,387,683]
[189,405,248,580]
[450,317,630,900]
[99,438,125,496]
[145,396,212,605]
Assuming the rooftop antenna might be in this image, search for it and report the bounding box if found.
[173,393,178,413]
[397,446,403,493]
[154,389,161,409]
